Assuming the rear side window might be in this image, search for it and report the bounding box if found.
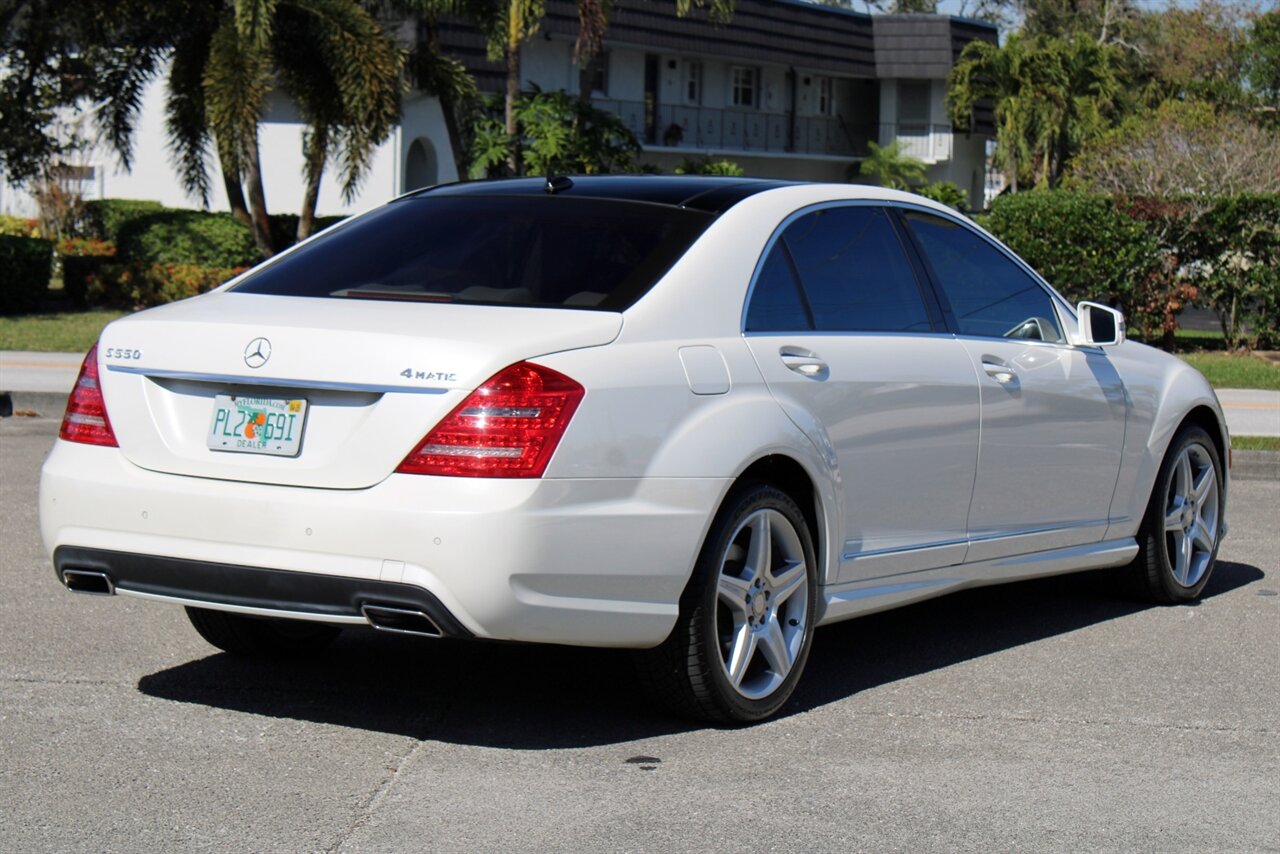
[747,205,932,333]
[232,196,712,311]
[904,212,1065,343]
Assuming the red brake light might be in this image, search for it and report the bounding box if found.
[59,343,118,447]
[396,362,584,478]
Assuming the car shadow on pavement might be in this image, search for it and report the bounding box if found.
[137,560,1264,747]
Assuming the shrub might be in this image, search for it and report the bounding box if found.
[917,180,968,212]
[82,199,166,244]
[0,235,54,314]
[58,237,118,307]
[1176,194,1280,350]
[983,191,1175,341]
[674,156,745,176]
[114,209,258,268]
[86,262,245,309]
[0,215,41,238]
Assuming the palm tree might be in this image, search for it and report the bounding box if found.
[947,33,1043,193]
[858,140,927,189]
[99,0,404,256]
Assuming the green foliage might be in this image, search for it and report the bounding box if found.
[0,215,41,238]
[983,191,1172,340]
[917,181,968,211]
[82,200,167,244]
[86,262,246,310]
[113,210,259,269]
[984,191,1280,349]
[857,140,926,190]
[57,237,118,307]
[1247,11,1280,115]
[469,90,641,178]
[949,32,1124,190]
[674,156,745,176]
[1175,195,1280,350]
[0,235,54,315]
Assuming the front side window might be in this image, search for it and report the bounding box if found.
[903,211,1065,343]
[745,205,932,333]
[731,66,758,108]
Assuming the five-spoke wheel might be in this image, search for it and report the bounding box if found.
[1128,424,1223,602]
[637,483,817,723]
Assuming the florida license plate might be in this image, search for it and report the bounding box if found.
[207,395,308,457]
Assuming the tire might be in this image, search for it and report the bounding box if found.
[185,606,342,657]
[637,483,818,724]
[1125,424,1224,603]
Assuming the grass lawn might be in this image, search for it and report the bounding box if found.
[1178,352,1280,391]
[0,309,126,353]
[1233,436,1280,451]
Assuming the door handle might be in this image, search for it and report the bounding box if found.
[981,357,1017,384]
[779,347,828,378]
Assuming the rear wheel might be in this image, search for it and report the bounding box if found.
[185,607,341,656]
[1126,425,1223,603]
[638,483,817,723]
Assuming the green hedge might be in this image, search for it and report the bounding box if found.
[75,200,347,309]
[983,191,1279,348]
[0,235,54,315]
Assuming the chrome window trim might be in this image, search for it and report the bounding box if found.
[738,199,940,336]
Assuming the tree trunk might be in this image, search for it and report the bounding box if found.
[505,42,521,175]
[241,134,275,258]
[217,150,252,227]
[297,126,328,243]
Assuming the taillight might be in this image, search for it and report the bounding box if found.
[59,343,118,447]
[396,362,584,478]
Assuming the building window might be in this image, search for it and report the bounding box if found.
[817,77,834,116]
[897,80,931,130]
[684,60,702,105]
[731,66,758,108]
[590,52,610,96]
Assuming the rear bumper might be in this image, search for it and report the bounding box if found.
[53,547,473,636]
[40,440,729,647]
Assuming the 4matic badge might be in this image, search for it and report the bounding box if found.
[400,367,457,382]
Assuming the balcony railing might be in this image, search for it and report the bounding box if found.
[889,123,954,162]
[591,98,955,162]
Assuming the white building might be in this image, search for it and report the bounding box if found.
[0,0,996,219]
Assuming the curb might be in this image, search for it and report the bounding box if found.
[1233,450,1280,482]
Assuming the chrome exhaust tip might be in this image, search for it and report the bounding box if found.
[361,603,443,638]
[62,569,115,596]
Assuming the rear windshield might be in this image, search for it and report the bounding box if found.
[231,195,713,310]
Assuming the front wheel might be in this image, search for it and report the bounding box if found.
[1126,424,1224,603]
[638,483,818,723]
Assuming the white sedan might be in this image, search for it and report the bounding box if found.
[40,177,1229,723]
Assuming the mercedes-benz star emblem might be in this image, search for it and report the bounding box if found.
[244,337,272,369]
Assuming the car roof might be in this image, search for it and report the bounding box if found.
[405,176,801,214]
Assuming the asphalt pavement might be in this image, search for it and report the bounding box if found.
[1,415,1277,852]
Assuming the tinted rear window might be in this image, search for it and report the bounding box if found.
[232,196,713,310]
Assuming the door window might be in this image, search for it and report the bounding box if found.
[904,211,1065,343]
[780,206,932,333]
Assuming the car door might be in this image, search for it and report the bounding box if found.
[899,209,1128,562]
[743,203,981,582]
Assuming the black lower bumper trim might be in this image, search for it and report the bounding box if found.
[53,546,472,638]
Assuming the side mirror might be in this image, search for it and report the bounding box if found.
[1077,302,1125,347]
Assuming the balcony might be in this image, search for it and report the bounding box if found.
[591,98,954,163]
